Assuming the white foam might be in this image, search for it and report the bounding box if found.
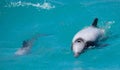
[101,21,115,30]
[5,1,55,10]
[99,20,115,38]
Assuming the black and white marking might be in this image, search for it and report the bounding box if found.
[71,18,105,57]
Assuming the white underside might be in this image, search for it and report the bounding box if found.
[15,47,30,55]
[72,26,104,43]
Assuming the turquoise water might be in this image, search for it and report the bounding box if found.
[0,0,120,70]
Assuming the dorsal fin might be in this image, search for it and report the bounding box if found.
[92,18,98,27]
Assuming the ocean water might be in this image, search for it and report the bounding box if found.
[0,0,120,70]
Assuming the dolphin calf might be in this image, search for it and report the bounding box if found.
[15,34,48,55]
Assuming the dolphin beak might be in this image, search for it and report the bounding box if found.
[74,53,79,58]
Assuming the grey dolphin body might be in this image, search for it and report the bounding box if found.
[71,18,105,57]
[15,34,48,55]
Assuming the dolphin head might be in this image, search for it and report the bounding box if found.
[71,38,86,58]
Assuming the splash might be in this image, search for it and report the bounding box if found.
[99,20,115,40]
[5,1,55,10]
[100,21,115,31]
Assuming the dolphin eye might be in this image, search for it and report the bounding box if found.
[77,40,81,43]
[75,38,84,43]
